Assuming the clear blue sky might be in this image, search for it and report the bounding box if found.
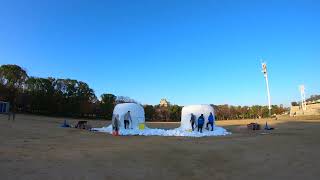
[1,0,319,106]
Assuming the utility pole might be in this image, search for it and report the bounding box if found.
[299,85,307,113]
[262,62,272,117]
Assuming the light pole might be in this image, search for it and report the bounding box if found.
[262,62,272,117]
[299,85,307,113]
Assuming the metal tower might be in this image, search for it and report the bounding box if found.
[299,85,307,111]
[261,62,272,116]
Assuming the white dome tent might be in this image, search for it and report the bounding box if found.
[180,104,215,131]
[112,103,145,130]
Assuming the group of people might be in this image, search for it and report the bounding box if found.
[112,111,132,135]
[112,110,215,135]
[190,112,215,133]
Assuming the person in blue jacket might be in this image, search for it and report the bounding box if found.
[197,114,205,133]
[206,112,215,131]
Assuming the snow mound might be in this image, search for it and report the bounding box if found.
[94,125,230,137]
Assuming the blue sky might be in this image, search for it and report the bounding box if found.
[0,0,319,106]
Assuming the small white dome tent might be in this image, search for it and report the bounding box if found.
[112,103,145,129]
[180,104,215,131]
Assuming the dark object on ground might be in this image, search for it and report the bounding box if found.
[75,121,92,130]
[264,122,274,130]
[247,123,260,130]
[61,120,71,128]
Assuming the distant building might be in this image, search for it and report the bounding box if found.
[290,103,320,116]
[160,99,169,107]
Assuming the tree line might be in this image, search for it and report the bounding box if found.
[144,104,288,121]
[0,64,136,119]
[0,64,288,121]
[291,94,320,106]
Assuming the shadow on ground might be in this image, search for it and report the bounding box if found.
[1,114,320,180]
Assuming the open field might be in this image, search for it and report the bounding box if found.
[1,114,320,180]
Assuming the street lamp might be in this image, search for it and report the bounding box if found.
[261,62,272,117]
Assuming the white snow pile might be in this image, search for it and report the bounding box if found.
[94,125,230,137]
[93,103,231,137]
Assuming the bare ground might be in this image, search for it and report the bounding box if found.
[1,114,320,180]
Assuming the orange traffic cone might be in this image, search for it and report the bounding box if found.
[112,131,119,136]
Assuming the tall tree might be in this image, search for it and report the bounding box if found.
[168,105,182,122]
[100,93,116,119]
[116,96,137,104]
[0,64,28,111]
[25,77,55,113]
[144,105,155,121]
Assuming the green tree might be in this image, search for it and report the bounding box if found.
[169,105,182,121]
[100,93,116,119]
[0,64,28,111]
[25,77,55,114]
[144,105,155,121]
[77,81,97,116]
[0,64,28,89]
[116,96,137,104]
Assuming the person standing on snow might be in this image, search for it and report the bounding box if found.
[197,114,205,133]
[190,113,196,131]
[112,114,120,135]
[206,112,215,131]
[124,111,132,129]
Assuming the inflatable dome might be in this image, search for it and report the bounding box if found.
[112,103,145,129]
[180,105,215,130]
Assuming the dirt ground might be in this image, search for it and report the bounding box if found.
[1,114,320,180]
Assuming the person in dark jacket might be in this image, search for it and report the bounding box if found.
[112,114,120,135]
[190,113,196,131]
[197,114,205,133]
[124,111,132,129]
[206,112,215,131]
